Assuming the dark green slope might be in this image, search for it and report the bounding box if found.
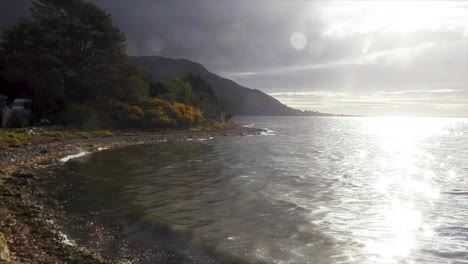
[130,56,302,116]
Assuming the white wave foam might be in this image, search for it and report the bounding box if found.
[59,151,90,163]
[59,233,76,246]
[197,137,215,141]
[260,128,275,136]
[60,146,109,163]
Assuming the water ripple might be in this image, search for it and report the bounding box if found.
[62,117,468,264]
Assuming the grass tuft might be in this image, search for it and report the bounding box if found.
[0,129,114,146]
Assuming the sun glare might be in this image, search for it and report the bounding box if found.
[363,117,447,263]
[322,1,468,36]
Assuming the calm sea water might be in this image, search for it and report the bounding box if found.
[62,117,468,264]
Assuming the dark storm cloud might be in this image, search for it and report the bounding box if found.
[91,1,325,73]
[2,1,323,71]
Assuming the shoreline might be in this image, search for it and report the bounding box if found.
[0,125,264,263]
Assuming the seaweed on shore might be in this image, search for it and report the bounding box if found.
[0,126,264,263]
[0,171,107,263]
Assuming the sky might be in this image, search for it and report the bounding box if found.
[1,1,468,117]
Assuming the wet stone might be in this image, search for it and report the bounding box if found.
[0,188,13,197]
[13,172,36,179]
[4,178,29,186]
[0,233,10,263]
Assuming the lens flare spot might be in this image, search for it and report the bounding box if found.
[290,32,307,51]
[361,37,373,54]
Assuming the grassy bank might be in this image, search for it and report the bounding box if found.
[0,123,230,146]
[0,129,114,146]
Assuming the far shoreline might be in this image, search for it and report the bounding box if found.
[0,124,264,263]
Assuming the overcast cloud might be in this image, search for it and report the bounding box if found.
[1,1,468,116]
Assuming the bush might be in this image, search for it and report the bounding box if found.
[52,97,206,130]
[9,112,29,128]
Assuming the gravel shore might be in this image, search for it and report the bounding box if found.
[0,125,263,263]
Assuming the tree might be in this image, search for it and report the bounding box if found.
[182,74,224,119]
[0,0,146,122]
[149,81,169,98]
[0,0,225,129]
[183,74,215,98]
[150,75,226,120]
[0,46,5,67]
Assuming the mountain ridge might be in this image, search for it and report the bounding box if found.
[130,56,304,116]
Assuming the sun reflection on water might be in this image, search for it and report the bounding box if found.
[60,116,468,264]
[361,118,457,263]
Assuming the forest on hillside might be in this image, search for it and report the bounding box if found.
[0,0,228,129]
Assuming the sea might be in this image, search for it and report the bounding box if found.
[58,116,468,264]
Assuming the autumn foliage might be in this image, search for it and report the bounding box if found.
[0,0,225,129]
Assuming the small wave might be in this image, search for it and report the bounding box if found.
[260,128,275,136]
[197,137,214,141]
[59,233,76,246]
[444,190,468,196]
[437,226,468,239]
[242,124,254,128]
[425,249,468,261]
[59,151,90,162]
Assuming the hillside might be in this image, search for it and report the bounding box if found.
[130,56,302,116]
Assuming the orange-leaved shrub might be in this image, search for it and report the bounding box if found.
[172,102,204,127]
[64,98,204,130]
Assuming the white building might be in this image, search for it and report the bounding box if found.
[0,97,33,128]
